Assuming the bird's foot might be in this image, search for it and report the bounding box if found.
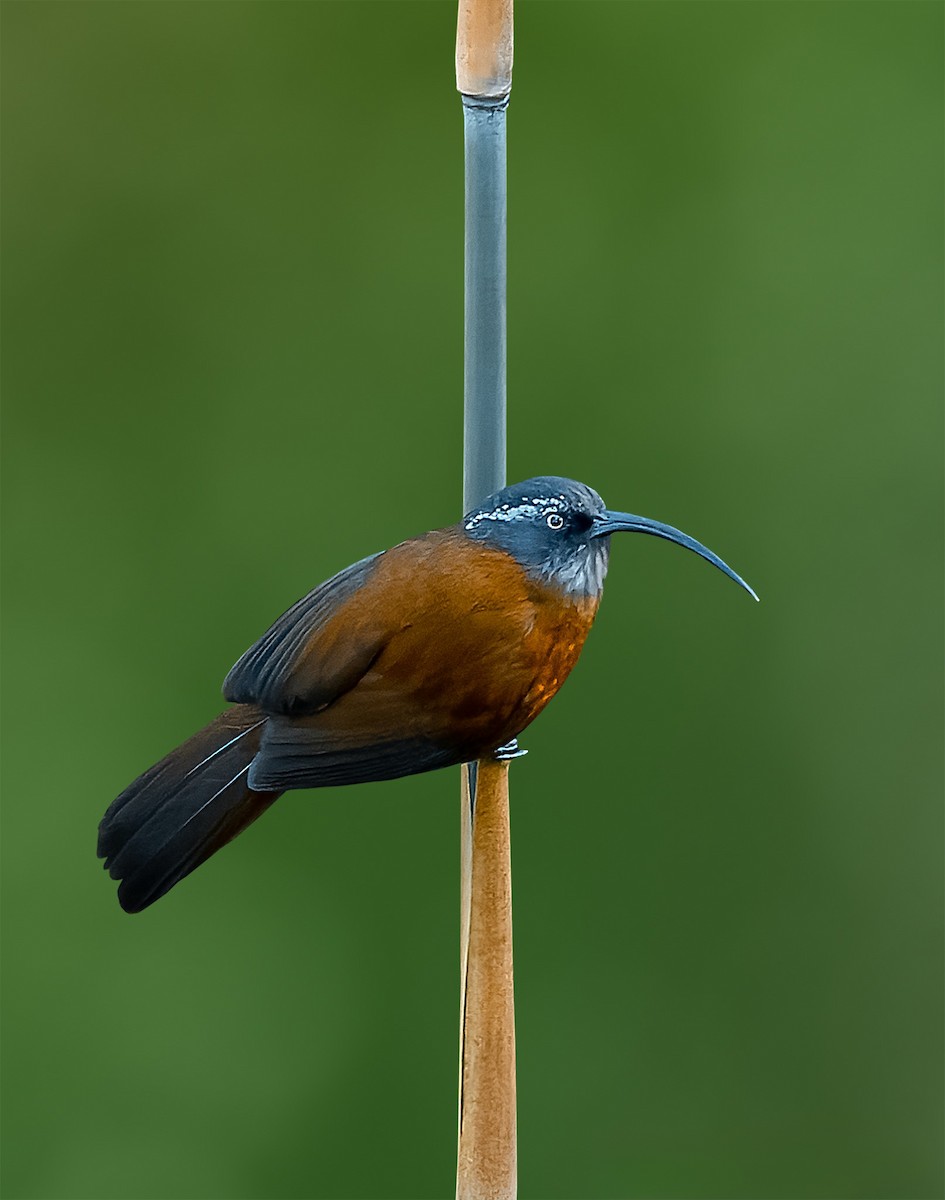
[493,739,527,761]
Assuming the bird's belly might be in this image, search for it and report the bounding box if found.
[346,591,598,756]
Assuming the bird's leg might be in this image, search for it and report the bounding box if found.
[493,739,527,761]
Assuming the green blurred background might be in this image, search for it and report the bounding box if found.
[2,2,941,1198]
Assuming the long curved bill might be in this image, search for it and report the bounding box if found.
[591,511,759,601]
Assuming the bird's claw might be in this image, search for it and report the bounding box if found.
[493,739,527,761]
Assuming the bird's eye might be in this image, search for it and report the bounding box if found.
[546,512,564,530]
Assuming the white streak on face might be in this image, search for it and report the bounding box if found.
[464,496,565,531]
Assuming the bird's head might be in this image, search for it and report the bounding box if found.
[462,475,758,601]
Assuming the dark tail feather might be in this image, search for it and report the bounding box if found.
[98,706,281,913]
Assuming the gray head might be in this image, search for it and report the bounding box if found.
[462,475,758,601]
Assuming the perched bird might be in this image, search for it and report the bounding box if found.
[99,476,756,912]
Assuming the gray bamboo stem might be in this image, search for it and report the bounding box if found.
[462,96,507,511]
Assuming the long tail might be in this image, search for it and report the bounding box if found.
[98,705,281,913]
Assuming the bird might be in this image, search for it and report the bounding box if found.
[98,476,756,913]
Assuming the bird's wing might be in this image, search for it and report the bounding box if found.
[247,715,459,791]
[223,551,392,716]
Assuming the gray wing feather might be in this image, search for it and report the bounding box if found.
[223,552,383,715]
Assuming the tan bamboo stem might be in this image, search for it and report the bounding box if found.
[456,0,513,99]
[457,758,516,1200]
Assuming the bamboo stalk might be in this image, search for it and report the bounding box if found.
[456,0,513,100]
[461,96,507,511]
[457,759,516,1200]
[456,0,516,1196]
